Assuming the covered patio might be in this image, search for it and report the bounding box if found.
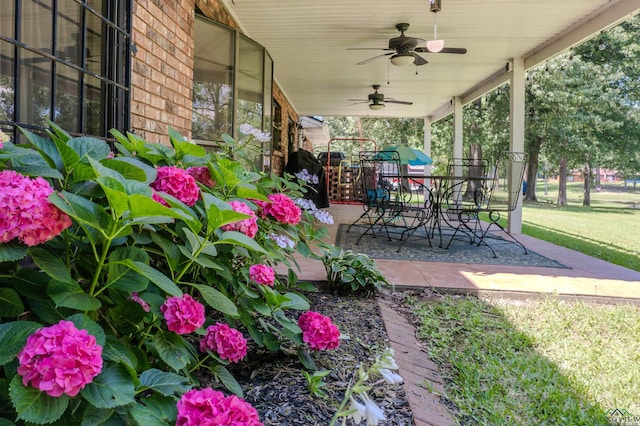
[223,0,640,235]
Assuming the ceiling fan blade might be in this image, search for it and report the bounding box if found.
[347,48,394,51]
[347,99,368,101]
[384,99,413,105]
[414,46,467,54]
[356,52,394,65]
[412,53,428,66]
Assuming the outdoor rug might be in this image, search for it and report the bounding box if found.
[336,224,571,269]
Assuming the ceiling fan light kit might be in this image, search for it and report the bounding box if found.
[369,103,385,110]
[390,53,416,66]
[426,39,445,53]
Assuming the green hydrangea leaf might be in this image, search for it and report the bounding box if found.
[17,126,64,170]
[135,393,178,422]
[9,376,70,424]
[68,137,111,162]
[29,248,73,283]
[121,261,181,297]
[81,405,117,425]
[0,288,25,319]
[213,365,243,397]
[107,247,150,292]
[103,335,138,370]
[0,242,28,263]
[151,331,193,372]
[47,279,101,311]
[191,284,239,317]
[280,292,310,311]
[138,368,192,396]
[216,231,267,254]
[101,157,156,183]
[0,321,41,366]
[81,364,136,409]
[128,404,172,426]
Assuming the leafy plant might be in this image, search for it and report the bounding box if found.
[0,122,333,425]
[302,369,331,398]
[318,246,391,296]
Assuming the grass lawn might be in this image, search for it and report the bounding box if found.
[406,292,640,425]
[519,181,640,271]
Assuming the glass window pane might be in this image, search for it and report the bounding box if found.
[21,0,53,51]
[86,12,104,74]
[1,2,15,39]
[237,35,264,132]
[57,1,82,66]
[192,18,234,143]
[84,74,103,135]
[55,63,81,131]
[0,40,16,123]
[20,50,52,128]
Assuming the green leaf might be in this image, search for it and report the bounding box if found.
[0,321,41,366]
[0,242,28,263]
[121,261,182,297]
[17,126,63,170]
[273,310,302,335]
[103,335,138,370]
[138,368,192,396]
[135,394,178,423]
[128,194,190,222]
[29,247,73,283]
[11,164,64,179]
[297,350,318,371]
[213,365,243,397]
[107,247,150,292]
[101,157,156,183]
[81,405,117,425]
[216,231,267,254]
[49,190,107,232]
[67,137,110,163]
[151,331,192,371]
[235,186,267,201]
[10,376,70,424]
[67,313,106,346]
[128,404,171,426]
[81,364,136,409]
[191,284,239,317]
[0,288,25,318]
[47,279,101,311]
[280,292,311,310]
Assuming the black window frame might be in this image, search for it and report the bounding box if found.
[0,0,132,141]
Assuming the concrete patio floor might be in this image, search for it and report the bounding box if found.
[291,203,640,426]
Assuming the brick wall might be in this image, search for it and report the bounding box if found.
[130,0,298,176]
[131,0,195,144]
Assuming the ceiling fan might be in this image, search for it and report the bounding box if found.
[348,22,467,67]
[348,85,413,110]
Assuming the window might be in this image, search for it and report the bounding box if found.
[0,0,131,140]
[192,15,273,171]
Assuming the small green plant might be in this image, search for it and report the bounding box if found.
[317,245,391,295]
[302,369,331,398]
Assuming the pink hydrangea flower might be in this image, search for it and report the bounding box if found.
[249,264,275,287]
[298,311,341,351]
[264,193,301,225]
[199,323,248,363]
[187,166,215,188]
[128,292,150,312]
[176,388,263,426]
[0,170,72,246]
[251,199,270,219]
[221,201,258,238]
[150,166,200,206]
[16,320,103,397]
[160,294,205,334]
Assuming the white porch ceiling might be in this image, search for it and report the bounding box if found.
[221,0,640,120]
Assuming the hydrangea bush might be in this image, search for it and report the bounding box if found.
[0,123,340,425]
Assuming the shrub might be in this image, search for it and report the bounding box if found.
[319,246,391,295]
[0,123,335,424]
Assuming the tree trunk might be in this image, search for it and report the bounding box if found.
[524,137,542,202]
[583,163,591,207]
[557,156,568,205]
[463,144,483,200]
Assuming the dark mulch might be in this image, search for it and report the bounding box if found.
[198,290,414,425]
